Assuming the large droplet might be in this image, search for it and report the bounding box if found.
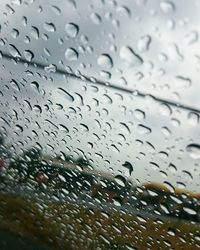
[57,88,74,103]
[137,124,151,134]
[9,44,21,57]
[188,112,199,126]
[44,22,56,32]
[138,35,151,52]
[186,144,200,159]
[97,54,113,68]
[160,1,175,13]
[10,79,20,91]
[159,103,172,116]
[30,26,39,39]
[65,23,79,38]
[119,46,143,66]
[115,175,126,187]
[122,161,133,177]
[24,50,34,62]
[65,48,78,61]
[184,31,198,45]
[90,13,102,25]
[134,109,145,120]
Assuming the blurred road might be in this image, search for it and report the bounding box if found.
[0,230,51,250]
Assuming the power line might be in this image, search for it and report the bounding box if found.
[1,51,200,114]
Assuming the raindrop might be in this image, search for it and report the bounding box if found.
[10,79,20,91]
[11,0,21,5]
[113,198,122,206]
[9,44,21,57]
[161,126,171,136]
[160,1,175,13]
[150,162,159,170]
[65,23,79,38]
[111,144,120,153]
[59,124,69,133]
[171,118,180,127]
[122,161,133,176]
[137,124,151,134]
[11,28,19,39]
[90,13,102,25]
[31,81,40,93]
[65,48,79,61]
[44,64,57,73]
[57,88,74,103]
[168,44,183,62]
[168,163,177,173]
[159,103,172,116]
[115,175,126,187]
[66,0,76,9]
[184,31,198,45]
[15,124,23,132]
[30,26,39,39]
[33,105,42,114]
[24,50,34,62]
[134,109,145,120]
[51,5,61,15]
[137,35,151,52]
[186,144,200,159]
[120,46,143,66]
[182,170,193,182]
[97,54,113,68]
[188,112,199,126]
[44,22,56,32]
[175,75,191,88]
[80,123,89,132]
[183,207,197,215]
[119,122,130,134]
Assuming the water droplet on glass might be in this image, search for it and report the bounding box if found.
[134,109,145,120]
[30,26,39,39]
[120,46,143,66]
[24,50,34,62]
[168,163,177,173]
[97,54,113,68]
[159,103,172,116]
[65,48,79,61]
[183,207,197,215]
[186,144,200,159]
[122,161,133,176]
[9,44,21,57]
[188,112,199,126]
[115,175,126,187]
[161,126,171,136]
[10,79,20,91]
[90,13,102,25]
[137,35,151,52]
[160,1,175,13]
[11,28,19,39]
[44,64,57,73]
[137,124,151,134]
[184,31,198,45]
[44,22,56,32]
[80,123,89,132]
[57,88,74,103]
[65,23,79,38]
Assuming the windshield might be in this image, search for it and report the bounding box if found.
[0,0,200,249]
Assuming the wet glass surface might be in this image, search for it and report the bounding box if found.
[0,0,200,249]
